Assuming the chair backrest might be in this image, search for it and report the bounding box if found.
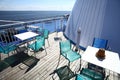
[37,28,43,34]
[35,37,45,51]
[92,38,108,49]
[36,36,42,40]
[43,29,49,39]
[60,40,71,53]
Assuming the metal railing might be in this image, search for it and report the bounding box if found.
[0,15,68,45]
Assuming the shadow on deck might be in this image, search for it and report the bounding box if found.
[0,32,119,80]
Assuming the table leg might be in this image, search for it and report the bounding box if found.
[118,74,120,79]
[105,70,110,80]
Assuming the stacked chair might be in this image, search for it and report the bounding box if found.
[0,28,19,59]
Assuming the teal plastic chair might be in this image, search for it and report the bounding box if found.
[77,68,105,80]
[59,40,81,68]
[52,65,75,80]
[0,43,17,60]
[37,29,50,46]
[37,28,44,35]
[92,38,108,49]
[28,36,47,57]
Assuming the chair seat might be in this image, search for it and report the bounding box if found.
[54,65,75,80]
[76,74,92,80]
[81,68,104,80]
[28,41,43,52]
[62,50,81,62]
[60,40,71,53]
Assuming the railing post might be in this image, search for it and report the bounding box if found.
[0,33,4,43]
[25,24,28,30]
[2,31,7,44]
[55,20,58,37]
[60,19,63,31]
[42,22,44,29]
[54,19,58,40]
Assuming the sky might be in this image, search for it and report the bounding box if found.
[0,0,76,11]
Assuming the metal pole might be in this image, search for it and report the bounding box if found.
[75,27,81,52]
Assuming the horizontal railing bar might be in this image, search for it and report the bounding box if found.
[0,20,22,22]
[0,16,65,29]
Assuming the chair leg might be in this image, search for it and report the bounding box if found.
[47,39,50,47]
[52,74,55,80]
[44,46,47,55]
[50,54,61,79]
[57,54,61,69]
[34,52,36,57]
[0,53,1,61]
[11,51,15,54]
[78,48,81,53]
[79,59,81,71]
[68,61,70,67]
[7,53,9,57]
[68,61,71,79]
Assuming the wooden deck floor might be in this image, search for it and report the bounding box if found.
[0,32,119,80]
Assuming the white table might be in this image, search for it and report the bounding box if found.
[82,46,120,74]
[14,31,39,41]
[14,31,39,55]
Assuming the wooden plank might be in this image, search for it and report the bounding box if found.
[0,32,119,80]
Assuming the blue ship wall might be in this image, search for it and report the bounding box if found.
[101,0,120,53]
[65,0,120,54]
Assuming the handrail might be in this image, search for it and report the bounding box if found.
[0,16,66,29]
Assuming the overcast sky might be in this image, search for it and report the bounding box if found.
[0,0,76,11]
